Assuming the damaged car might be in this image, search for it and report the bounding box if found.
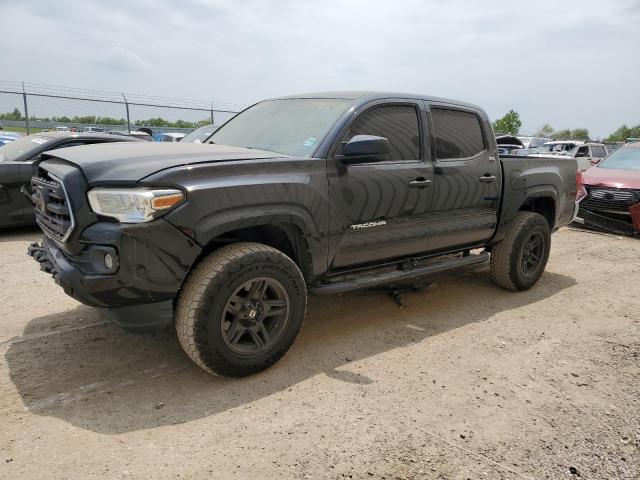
[575,142,640,235]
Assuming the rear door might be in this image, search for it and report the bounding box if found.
[327,100,433,268]
[425,103,500,251]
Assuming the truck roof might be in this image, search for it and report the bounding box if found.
[273,91,483,111]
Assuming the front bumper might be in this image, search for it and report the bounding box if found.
[574,207,639,236]
[28,219,202,332]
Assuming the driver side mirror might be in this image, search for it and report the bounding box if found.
[339,135,391,164]
[590,158,602,166]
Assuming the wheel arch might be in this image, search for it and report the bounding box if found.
[491,184,559,246]
[187,205,323,282]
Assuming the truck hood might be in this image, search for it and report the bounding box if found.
[43,142,286,184]
[582,165,640,190]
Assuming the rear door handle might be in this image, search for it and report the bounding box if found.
[478,175,496,183]
[409,178,432,188]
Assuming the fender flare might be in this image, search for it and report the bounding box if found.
[190,203,326,278]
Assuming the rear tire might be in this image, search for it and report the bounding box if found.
[176,242,307,377]
[490,211,551,291]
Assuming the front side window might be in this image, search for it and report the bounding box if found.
[590,145,607,158]
[343,104,421,161]
[431,108,485,160]
[209,98,352,157]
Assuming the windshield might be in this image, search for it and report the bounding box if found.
[0,134,51,161]
[208,98,352,157]
[598,146,640,171]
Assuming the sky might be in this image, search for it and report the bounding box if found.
[1,0,639,138]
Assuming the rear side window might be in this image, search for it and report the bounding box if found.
[430,108,485,160]
[345,105,421,161]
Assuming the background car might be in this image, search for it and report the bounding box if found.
[516,136,553,148]
[0,136,15,146]
[0,132,142,228]
[495,135,524,155]
[576,142,640,235]
[82,126,106,133]
[529,141,608,171]
[108,130,153,141]
[180,124,218,143]
[152,132,186,142]
[0,132,22,141]
[53,126,70,132]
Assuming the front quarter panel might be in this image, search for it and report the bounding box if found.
[142,157,330,278]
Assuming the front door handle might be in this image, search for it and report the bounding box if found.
[409,178,432,188]
[478,175,496,183]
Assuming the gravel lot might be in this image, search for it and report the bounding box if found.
[0,226,638,479]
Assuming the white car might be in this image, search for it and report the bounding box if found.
[53,126,70,132]
[529,141,608,171]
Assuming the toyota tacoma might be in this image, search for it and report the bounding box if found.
[28,92,578,377]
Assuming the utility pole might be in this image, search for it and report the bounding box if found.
[22,82,30,135]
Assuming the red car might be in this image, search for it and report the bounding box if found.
[576,142,640,235]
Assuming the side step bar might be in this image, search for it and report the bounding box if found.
[309,252,489,295]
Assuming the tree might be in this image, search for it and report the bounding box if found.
[552,129,572,140]
[606,124,640,142]
[534,124,554,137]
[493,110,522,135]
[570,128,590,141]
[0,108,23,121]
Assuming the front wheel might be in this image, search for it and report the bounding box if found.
[175,242,307,377]
[490,211,551,291]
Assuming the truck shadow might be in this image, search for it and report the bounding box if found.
[4,268,576,434]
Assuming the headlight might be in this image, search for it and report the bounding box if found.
[87,188,184,223]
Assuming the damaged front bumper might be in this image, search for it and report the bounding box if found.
[575,203,640,236]
[27,220,202,332]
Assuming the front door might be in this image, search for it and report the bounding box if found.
[425,104,500,251]
[327,101,433,269]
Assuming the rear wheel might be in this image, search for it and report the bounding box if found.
[176,242,307,377]
[490,211,551,291]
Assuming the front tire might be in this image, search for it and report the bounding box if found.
[490,211,551,291]
[176,242,307,377]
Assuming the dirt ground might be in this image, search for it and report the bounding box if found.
[0,226,638,480]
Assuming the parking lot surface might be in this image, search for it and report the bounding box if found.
[0,227,638,479]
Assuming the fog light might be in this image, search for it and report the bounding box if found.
[104,252,114,270]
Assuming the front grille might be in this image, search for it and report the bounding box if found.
[579,186,639,234]
[581,187,640,214]
[31,170,74,242]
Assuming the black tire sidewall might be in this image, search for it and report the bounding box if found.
[510,216,551,290]
[202,251,306,370]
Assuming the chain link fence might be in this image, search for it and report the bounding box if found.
[0,81,242,136]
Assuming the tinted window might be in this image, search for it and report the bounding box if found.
[345,105,421,160]
[576,146,589,157]
[590,146,606,158]
[431,108,485,160]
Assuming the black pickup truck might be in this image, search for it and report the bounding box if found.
[28,92,578,377]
